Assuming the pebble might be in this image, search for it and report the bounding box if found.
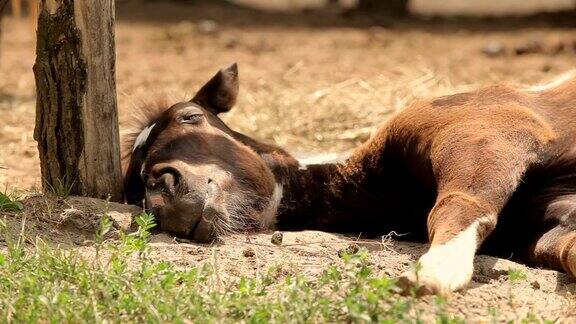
[514,40,543,55]
[197,19,218,34]
[338,243,360,257]
[243,247,255,258]
[541,64,553,73]
[271,231,283,245]
[482,41,505,57]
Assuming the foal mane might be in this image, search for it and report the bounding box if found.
[121,96,172,172]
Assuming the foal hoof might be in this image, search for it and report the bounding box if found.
[396,271,452,298]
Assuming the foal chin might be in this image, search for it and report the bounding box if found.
[145,163,284,242]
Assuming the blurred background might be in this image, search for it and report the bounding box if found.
[1,0,576,189]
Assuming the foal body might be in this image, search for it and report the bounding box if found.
[275,76,576,294]
[123,65,576,295]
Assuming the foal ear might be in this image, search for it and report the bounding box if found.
[124,123,157,206]
[192,63,239,114]
[123,147,147,206]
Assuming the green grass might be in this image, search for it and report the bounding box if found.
[44,173,76,198]
[0,213,455,323]
[0,213,553,323]
[0,192,23,212]
[507,268,528,283]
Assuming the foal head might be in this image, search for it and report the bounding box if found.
[123,64,293,242]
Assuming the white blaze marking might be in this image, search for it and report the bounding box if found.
[297,152,350,170]
[132,123,156,152]
[260,183,283,229]
[140,161,147,177]
[411,216,492,294]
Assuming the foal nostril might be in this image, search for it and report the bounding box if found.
[207,178,213,184]
[155,167,182,194]
[159,173,175,191]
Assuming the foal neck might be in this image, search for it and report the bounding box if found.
[273,162,374,232]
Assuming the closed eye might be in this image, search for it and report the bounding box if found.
[179,113,203,124]
[176,104,205,124]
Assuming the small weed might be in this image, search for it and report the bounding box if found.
[434,296,464,324]
[0,191,23,212]
[508,268,527,283]
[44,173,76,198]
[506,268,528,318]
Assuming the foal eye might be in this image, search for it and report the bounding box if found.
[179,113,203,124]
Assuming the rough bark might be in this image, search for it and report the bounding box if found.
[0,0,7,15]
[33,0,123,202]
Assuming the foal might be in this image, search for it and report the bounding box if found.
[123,64,576,295]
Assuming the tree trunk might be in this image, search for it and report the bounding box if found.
[33,0,123,202]
[356,0,409,16]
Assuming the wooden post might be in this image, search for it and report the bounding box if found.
[33,0,123,202]
[0,0,7,15]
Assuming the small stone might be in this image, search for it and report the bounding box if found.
[58,208,98,232]
[224,38,239,49]
[531,280,541,290]
[550,42,566,55]
[541,64,553,73]
[482,41,505,57]
[243,247,255,258]
[197,20,218,34]
[107,211,133,231]
[514,40,543,55]
[271,232,283,245]
[489,269,509,280]
[103,228,120,240]
[338,243,360,257]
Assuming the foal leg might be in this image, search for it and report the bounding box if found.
[398,191,497,296]
[398,134,538,296]
[529,226,576,277]
[526,194,576,278]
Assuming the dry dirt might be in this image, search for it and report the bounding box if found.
[1,1,576,321]
[1,195,575,321]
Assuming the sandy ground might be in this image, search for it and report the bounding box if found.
[1,196,575,321]
[1,1,576,320]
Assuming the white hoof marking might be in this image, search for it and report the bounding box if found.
[403,216,492,295]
